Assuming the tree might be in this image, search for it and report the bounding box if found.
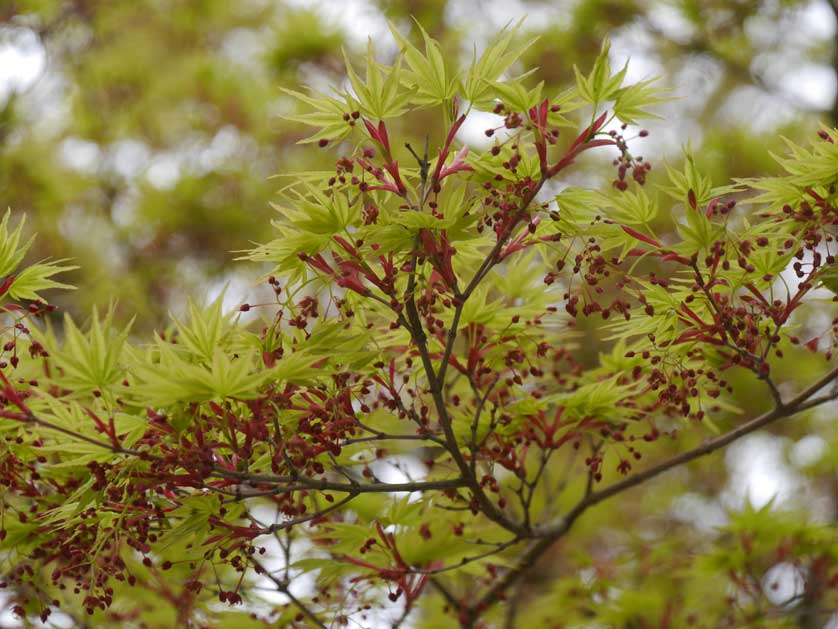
[1,21,837,629]
[3,0,836,331]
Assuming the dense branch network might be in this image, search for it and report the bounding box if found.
[2,25,838,628]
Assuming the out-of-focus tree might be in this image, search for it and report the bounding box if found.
[1,1,350,327]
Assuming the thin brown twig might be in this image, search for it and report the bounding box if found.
[253,559,327,629]
[462,365,838,624]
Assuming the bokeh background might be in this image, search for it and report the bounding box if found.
[4,0,837,329]
[1,1,837,626]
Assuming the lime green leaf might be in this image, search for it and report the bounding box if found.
[343,42,411,120]
[463,20,538,109]
[7,259,77,302]
[613,77,669,125]
[280,87,354,145]
[573,39,626,104]
[490,79,544,112]
[659,150,740,209]
[605,187,658,225]
[389,21,456,106]
[0,209,33,278]
[35,307,131,397]
[172,294,235,364]
[129,342,267,408]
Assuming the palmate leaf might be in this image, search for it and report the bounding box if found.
[283,185,359,236]
[384,184,481,242]
[298,320,377,371]
[660,151,714,206]
[489,78,544,112]
[244,225,331,280]
[280,87,354,145]
[389,20,457,106]
[0,210,77,301]
[13,19,838,628]
[463,19,538,109]
[293,557,358,584]
[604,187,658,225]
[613,77,669,126]
[490,249,561,305]
[112,412,148,449]
[599,588,671,628]
[128,342,264,408]
[605,280,691,344]
[0,209,33,278]
[738,129,838,211]
[598,339,644,374]
[342,41,412,120]
[747,241,796,280]
[675,205,722,252]
[243,185,361,273]
[547,376,640,423]
[771,130,838,188]
[314,522,377,556]
[156,495,218,550]
[698,501,838,577]
[0,516,39,555]
[35,500,85,527]
[659,150,741,208]
[552,187,606,236]
[28,399,117,465]
[547,86,586,127]
[171,293,235,364]
[455,284,505,327]
[573,38,627,105]
[549,188,636,254]
[395,212,456,231]
[129,328,333,409]
[6,260,77,301]
[384,494,423,525]
[34,306,132,398]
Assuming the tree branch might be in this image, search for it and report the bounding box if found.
[462,365,838,625]
[1,408,467,496]
[402,252,528,536]
[253,559,327,629]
